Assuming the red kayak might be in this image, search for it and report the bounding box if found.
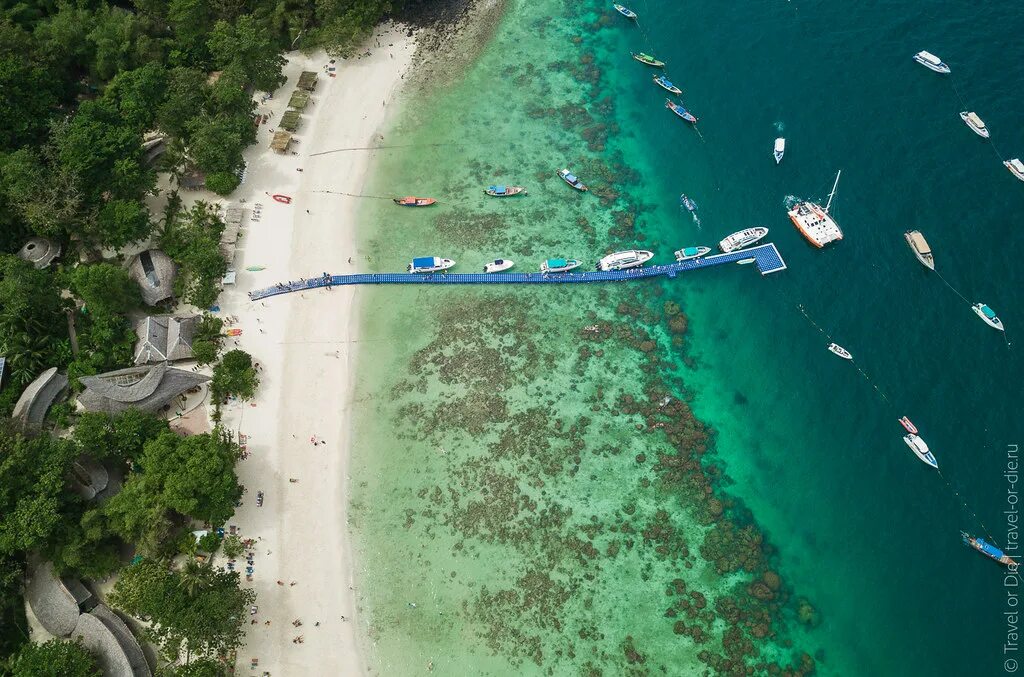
[393,196,437,207]
[899,416,918,434]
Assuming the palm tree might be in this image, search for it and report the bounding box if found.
[178,559,210,598]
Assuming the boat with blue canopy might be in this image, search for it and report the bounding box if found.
[962,532,1018,566]
[666,99,697,123]
[674,246,710,261]
[408,256,455,273]
[972,302,1004,331]
[653,74,681,95]
[484,185,527,197]
[557,169,588,191]
[540,258,582,273]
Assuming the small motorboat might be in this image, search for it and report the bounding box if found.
[904,433,938,469]
[541,258,582,273]
[899,416,919,434]
[613,3,637,19]
[483,259,514,273]
[674,246,710,261]
[959,111,990,138]
[394,196,437,207]
[1005,158,1024,182]
[913,50,950,74]
[972,303,1004,331]
[666,99,697,123]
[679,194,697,212]
[774,137,786,164]
[631,52,665,68]
[962,532,1018,566]
[484,185,527,197]
[904,230,934,270]
[718,227,768,252]
[596,249,653,271]
[557,168,588,191]
[653,74,681,95]
[827,343,852,360]
[408,256,456,273]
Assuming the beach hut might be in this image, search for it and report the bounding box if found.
[11,367,68,427]
[17,237,61,269]
[179,171,206,191]
[270,130,293,153]
[288,90,310,111]
[296,71,318,91]
[280,109,301,132]
[77,363,209,415]
[127,249,177,306]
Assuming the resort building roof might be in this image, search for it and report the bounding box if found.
[77,363,209,415]
[25,561,85,638]
[279,109,301,131]
[71,613,136,677]
[134,315,199,365]
[128,250,177,306]
[17,237,61,269]
[89,604,152,677]
[296,70,318,91]
[288,90,310,110]
[270,130,293,152]
[12,367,68,427]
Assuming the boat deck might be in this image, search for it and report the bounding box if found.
[248,243,787,300]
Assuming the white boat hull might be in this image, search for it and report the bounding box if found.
[597,250,654,271]
[774,138,785,164]
[904,434,938,469]
[1005,160,1024,183]
[483,260,514,273]
[674,246,710,261]
[828,343,853,360]
[973,303,1005,331]
[718,228,768,253]
[959,112,990,138]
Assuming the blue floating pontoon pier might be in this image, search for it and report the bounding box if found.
[249,243,786,300]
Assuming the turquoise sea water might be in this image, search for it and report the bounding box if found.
[349,1,1024,674]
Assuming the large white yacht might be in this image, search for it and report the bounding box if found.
[787,171,843,248]
[718,227,768,253]
[596,250,654,271]
[913,51,950,74]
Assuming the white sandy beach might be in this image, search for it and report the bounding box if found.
[206,26,416,675]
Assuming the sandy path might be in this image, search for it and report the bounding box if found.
[214,27,416,676]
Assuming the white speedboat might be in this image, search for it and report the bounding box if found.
[541,258,582,273]
[718,227,768,253]
[596,249,653,271]
[959,112,989,138]
[483,259,514,273]
[972,303,1004,331]
[788,171,843,248]
[1005,159,1024,182]
[827,343,852,360]
[904,434,938,469]
[674,245,710,261]
[913,51,950,74]
[408,256,455,273]
[904,230,934,270]
[774,137,785,164]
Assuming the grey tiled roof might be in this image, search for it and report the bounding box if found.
[133,316,198,365]
[77,364,209,415]
[12,367,68,426]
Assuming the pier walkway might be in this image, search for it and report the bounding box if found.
[248,243,786,301]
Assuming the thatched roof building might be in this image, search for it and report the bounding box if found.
[69,457,110,501]
[134,315,199,365]
[17,237,61,269]
[288,90,310,110]
[12,367,68,427]
[89,605,152,677]
[179,171,206,191]
[25,561,87,638]
[280,109,301,132]
[71,613,135,677]
[127,250,177,306]
[77,364,209,415]
[270,130,292,153]
[296,70,318,91]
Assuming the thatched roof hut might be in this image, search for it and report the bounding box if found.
[288,90,310,110]
[279,109,301,132]
[25,561,84,638]
[127,250,177,306]
[270,130,292,153]
[134,315,199,365]
[12,367,68,427]
[179,171,206,191]
[77,363,208,415]
[90,605,152,677]
[71,613,135,677]
[296,70,318,91]
[69,457,110,501]
[17,237,61,269]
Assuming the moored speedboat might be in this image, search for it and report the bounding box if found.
[631,52,665,68]
[774,137,785,164]
[666,99,697,123]
[827,343,852,360]
[1005,158,1024,182]
[899,416,918,434]
[904,230,934,270]
[483,259,514,273]
[484,185,527,197]
[653,74,681,95]
[541,258,582,274]
[962,532,1018,566]
[613,4,637,19]
[557,168,588,191]
[680,194,697,212]
[913,50,950,74]
[596,249,653,271]
[718,227,768,253]
[959,111,989,138]
[972,303,1004,331]
[408,256,455,273]
[904,433,938,469]
[787,170,843,248]
[674,246,710,261]
[394,196,437,207]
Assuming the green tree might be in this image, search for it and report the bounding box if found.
[202,171,239,196]
[207,15,286,91]
[0,255,68,387]
[70,263,142,316]
[211,350,258,401]
[0,147,89,241]
[220,534,242,559]
[163,657,227,677]
[0,52,59,150]
[155,67,207,140]
[6,638,101,677]
[167,0,214,68]
[108,558,255,661]
[72,409,169,463]
[45,507,121,579]
[161,202,226,309]
[87,6,146,82]
[96,199,153,248]
[103,63,169,132]
[66,313,138,386]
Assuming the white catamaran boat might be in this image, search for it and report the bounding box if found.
[913,50,950,74]
[959,112,990,138]
[787,170,843,248]
[972,303,1004,331]
[827,343,852,360]
[904,434,938,469]
[597,250,654,271]
[904,230,935,270]
[774,138,785,164]
[1005,159,1024,183]
[718,227,768,253]
[674,246,711,261]
[407,256,455,273]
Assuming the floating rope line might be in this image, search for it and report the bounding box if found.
[310,143,450,157]
[934,269,1012,349]
[312,190,394,199]
[938,468,998,543]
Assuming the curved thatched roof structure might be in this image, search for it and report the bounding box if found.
[90,605,152,677]
[12,367,68,427]
[72,613,135,677]
[127,250,177,306]
[25,562,82,637]
[77,363,209,415]
[17,237,61,269]
[69,457,110,501]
